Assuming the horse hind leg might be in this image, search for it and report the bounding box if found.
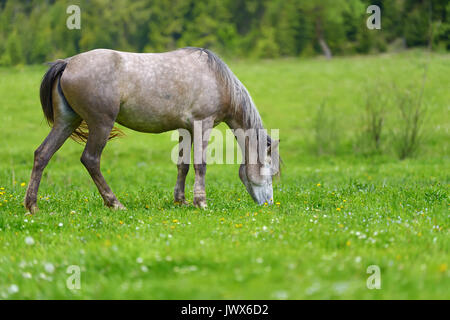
[25,81,82,213]
[60,71,124,210]
[80,120,125,210]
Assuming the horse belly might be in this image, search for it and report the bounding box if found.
[116,100,190,133]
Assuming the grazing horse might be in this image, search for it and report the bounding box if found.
[24,47,279,213]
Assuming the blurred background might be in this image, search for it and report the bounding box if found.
[0,0,448,65]
[0,0,448,162]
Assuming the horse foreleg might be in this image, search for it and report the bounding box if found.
[174,131,192,204]
[25,121,80,213]
[81,123,125,210]
[174,163,189,204]
[193,117,214,208]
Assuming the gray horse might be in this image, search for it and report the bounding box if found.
[24,47,279,213]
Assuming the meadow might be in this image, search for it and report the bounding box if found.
[0,50,448,299]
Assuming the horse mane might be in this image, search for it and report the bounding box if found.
[182,47,263,131]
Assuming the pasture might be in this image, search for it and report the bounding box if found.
[0,51,448,299]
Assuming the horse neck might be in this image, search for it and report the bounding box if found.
[227,103,267,165]
[227,91,264,128]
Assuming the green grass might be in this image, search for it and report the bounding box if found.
[0,51,448,299]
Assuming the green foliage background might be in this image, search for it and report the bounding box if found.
[0,0,448,65]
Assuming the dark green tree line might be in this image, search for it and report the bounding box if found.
[0,0,448,65]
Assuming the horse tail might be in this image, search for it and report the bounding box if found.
[40,59,68,126]
[40,59,123,143]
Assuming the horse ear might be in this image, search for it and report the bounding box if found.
[268,139,280,154]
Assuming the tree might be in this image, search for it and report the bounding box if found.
[299,0,353,58]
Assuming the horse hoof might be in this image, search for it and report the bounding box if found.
[194,200,207,209]
[174,199,189,206]
[25,204,38,214]
[111,202,127,210]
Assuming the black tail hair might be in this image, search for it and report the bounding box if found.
[40,60,67,126]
